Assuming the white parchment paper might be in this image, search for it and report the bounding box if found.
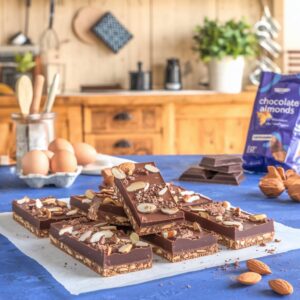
[1,209,300,295]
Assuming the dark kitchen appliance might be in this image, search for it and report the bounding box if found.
[129,62,152,91]
[164,58,182,90]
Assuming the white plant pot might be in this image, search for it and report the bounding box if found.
[208,56,245,93]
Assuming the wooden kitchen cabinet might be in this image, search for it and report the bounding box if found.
[175,100,253,154]
[0,91,255,156]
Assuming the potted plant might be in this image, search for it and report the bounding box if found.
[193,18,257,93]
[14,52,36,82]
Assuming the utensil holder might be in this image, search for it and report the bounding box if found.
[11,112,56,171]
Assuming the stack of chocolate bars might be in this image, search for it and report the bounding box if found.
[179,155,245,185]
[12,161,274,277]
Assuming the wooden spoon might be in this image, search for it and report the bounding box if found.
[15,75,33,116]
[30,74,45,114]
[43,73,60,113]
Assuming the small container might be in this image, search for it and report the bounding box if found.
[164,58,182,90]
[129,62,152,91]
[11,112,56,171]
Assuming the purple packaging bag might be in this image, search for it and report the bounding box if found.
[243,71,300,172]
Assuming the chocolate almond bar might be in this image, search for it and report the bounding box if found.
[70,188,130,226]
[144,222,218,262]
[113,162,185,235]
[183,201,274,249]
[12,196,83,237]
[49,218,152,277]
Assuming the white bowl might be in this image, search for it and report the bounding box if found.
[18,166,82,188]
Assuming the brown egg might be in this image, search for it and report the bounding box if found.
[42,150,54,160]
[50,150,78,173]
[48,138,74,153]
[73,142,97,165]
[22,150,49,175]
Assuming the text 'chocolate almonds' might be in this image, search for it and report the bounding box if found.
[126,181,146,192]
[237,272,262,285]
[111,167,126,180]
[144,164,159,173]
[269,279,293,295]
[247,259,272,275]
[161,207,179,215]
[137,203,157,214]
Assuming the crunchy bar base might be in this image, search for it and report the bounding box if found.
[49,235,152,277]
[122,201,182,235]
[153,244,219,263]
[13,212,48,238]
[218,232,275,250]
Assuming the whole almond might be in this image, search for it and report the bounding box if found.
[236,272,262,285]
[269,279,293,295]
[246,259,272,275]
[119,162,135,175]
[259,177,285,198]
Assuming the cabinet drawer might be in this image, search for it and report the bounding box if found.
[84,106,162,133]
[85,134,162,155]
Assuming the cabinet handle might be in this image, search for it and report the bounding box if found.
[113,112,132,121]
[113,139,132,148]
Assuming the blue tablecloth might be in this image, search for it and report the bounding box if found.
[1,155,299,300]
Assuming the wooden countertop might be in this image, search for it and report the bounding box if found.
[0,90,256,107]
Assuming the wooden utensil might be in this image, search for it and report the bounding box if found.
[30,75,45,114]
[15,75,33,116]
[43,73,60,113]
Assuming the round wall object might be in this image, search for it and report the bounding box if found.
[72,6,102,45]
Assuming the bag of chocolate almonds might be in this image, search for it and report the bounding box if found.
[243,71,300,172]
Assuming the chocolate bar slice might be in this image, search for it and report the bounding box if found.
[179,166,244,185]
[113,162,185,235]
[12,196,83,237]
[198,163,243,174]
[143,222,218,262]
[200,155,243,167]
[49,218,152,277]
[70,188,130,226]
[183,201,274,249]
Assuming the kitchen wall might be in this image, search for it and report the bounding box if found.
[0,0,273,91]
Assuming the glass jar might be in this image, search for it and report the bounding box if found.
[11,113,56,171]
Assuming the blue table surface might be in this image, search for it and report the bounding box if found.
[1,155,300,300]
